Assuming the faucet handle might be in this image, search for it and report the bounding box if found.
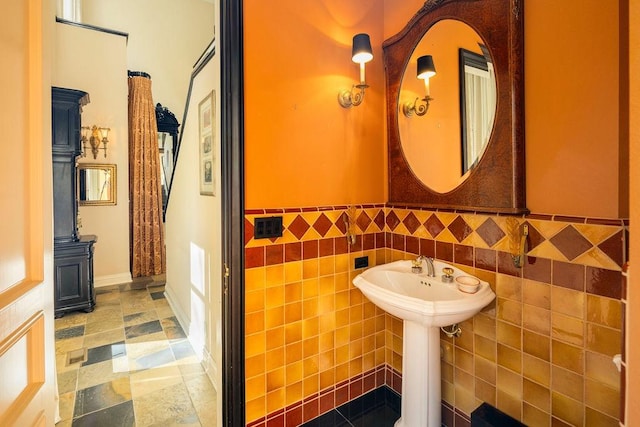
[442,267,454,283]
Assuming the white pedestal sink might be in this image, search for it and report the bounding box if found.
[353,259,495,427]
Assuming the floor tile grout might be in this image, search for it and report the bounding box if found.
[54,275,217,427]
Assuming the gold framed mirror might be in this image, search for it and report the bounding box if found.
[385,0,527,214]
[78,163,117,206]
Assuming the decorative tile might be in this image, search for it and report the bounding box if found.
[313,214,333,237]
[476,218,506,248]
[373,210,385,231]
[424,214,445,238]
[552,261,585,292]
[289,216,310,240]
[356,211,372,232]
[586,267,622,299]
[335,213,348,234]
[448,216,473,243]
[550,225,592,261]
[386,211,400,231]
[524,222,545,253]
[597,231,624,267]
[245,218,255,246]
[401,212,421,235]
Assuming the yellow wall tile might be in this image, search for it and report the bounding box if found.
[585,351,620,389]
[265,306,284,329]
[473,314,496,340]
[523,403,550,427]
[284,282,302,303]
[286,360,303,384]
[552,391,584,426]
[266,388,285,414]
[522,354,550,387]
[586,323,622,357]
[551,365,584,402]
[523,378,550,412]
[552,340,584,374]
[284,261,302,283]
[497,366,522,398]
[551,286,584,318]
[523,304,551,336]
[551,313,584,346]
[496,274,522,301]
[585,406,619,427]
[523,280,550,309]
[497,390,522,421]
[266,367,285,392]
[455,347,474,373]
[523,330,550,361]
[246,373,266,401]
[585,378,620,418]
[475,379,496,406]
[497,344,522,374]
[497,298,522,326]
[475,335,496,362]
[265,265,285,287]
[246,267,266,291]
[586,295,622,329]
[497,321,522,350]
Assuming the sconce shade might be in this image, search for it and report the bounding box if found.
[417,55,436,79]
[352,33,373,64]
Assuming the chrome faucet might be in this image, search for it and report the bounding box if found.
[412,255,436,277]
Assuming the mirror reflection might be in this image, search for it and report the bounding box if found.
[399,19,496,194]
[78,163,117,206]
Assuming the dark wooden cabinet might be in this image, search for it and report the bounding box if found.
[52,87,97,317]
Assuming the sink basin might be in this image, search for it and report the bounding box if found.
[353,259,495,426]
[353,259,495,327]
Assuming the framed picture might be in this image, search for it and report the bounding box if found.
[198,91,216,196]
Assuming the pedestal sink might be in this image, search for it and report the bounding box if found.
[353,259,495,427]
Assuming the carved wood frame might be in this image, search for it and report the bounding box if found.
[385,0,527,214]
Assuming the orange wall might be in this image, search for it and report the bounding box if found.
[244,0,386,209]
[245,0,623,219]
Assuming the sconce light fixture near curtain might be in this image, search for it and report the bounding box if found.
[403,55,436,117]
[338,33,373,108]
[81,125,110,159]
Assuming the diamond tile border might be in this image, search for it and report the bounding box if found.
[245,204,626,271]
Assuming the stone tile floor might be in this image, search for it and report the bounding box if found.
[54,276,217,426]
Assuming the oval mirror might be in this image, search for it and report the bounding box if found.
[399,19,496,194]
[384,0,526,214]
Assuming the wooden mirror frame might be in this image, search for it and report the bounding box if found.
[385,0,527,214]
[78,163,117,206]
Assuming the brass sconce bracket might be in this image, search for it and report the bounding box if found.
[338,83,368,108]
[81,125,110,159]
[403,96,433,117]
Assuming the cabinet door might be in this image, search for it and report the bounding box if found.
[54,255,89,308]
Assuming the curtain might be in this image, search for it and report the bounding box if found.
[128,74,166,277]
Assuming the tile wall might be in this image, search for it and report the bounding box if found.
[244,205,626,426]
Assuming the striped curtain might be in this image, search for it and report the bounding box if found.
[128,74,165,277]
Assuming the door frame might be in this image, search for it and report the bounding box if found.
[220,0,245,425]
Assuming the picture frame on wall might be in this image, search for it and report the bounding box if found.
[198,90,215,196]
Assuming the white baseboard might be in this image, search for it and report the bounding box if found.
[94,272,132,288]
[164,285,207,360]
[202,347,218,392]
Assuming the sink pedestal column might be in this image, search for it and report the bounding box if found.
[394,321,441,427]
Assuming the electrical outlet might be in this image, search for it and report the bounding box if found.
[355,256,368,269]
[254,216,283,239]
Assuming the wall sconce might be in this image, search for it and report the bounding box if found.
[338,33,373,108]
[403,55,436,117]
[81,125,110,159]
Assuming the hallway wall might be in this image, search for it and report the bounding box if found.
[164,47,222,426]
[53,22,132,286]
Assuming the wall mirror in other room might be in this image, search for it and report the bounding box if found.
[78,163,117,206]
[156,103,180,219]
